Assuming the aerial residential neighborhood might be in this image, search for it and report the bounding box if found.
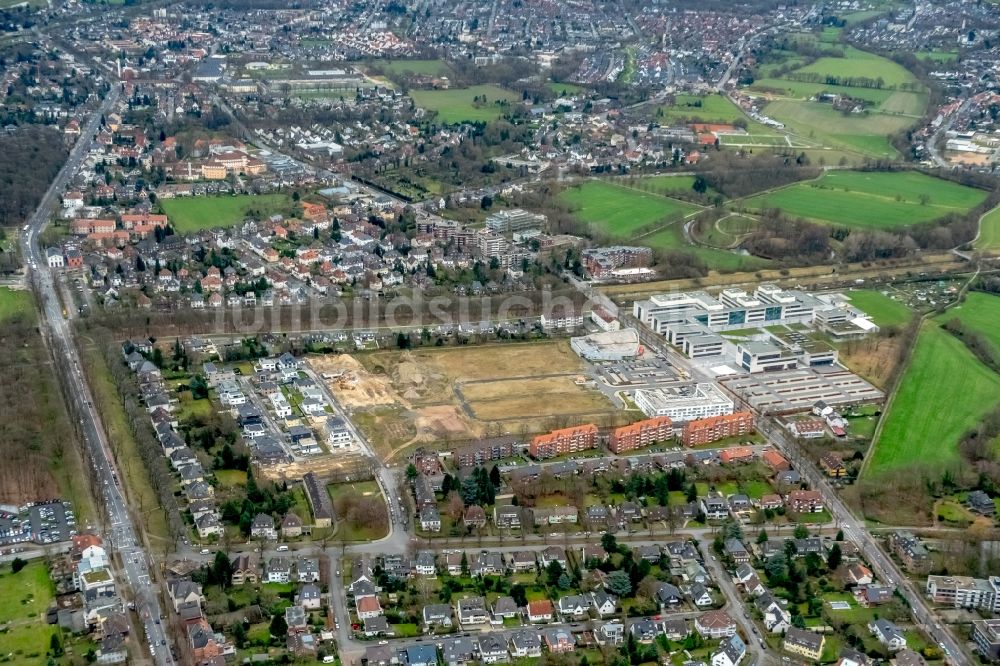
[1,0,1000,665]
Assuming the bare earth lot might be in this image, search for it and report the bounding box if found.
[311,341,620,459]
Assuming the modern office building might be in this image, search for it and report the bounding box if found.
[634,383,734,422]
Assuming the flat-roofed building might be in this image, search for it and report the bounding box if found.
[634,383,734,422]
[926,576,1000,613]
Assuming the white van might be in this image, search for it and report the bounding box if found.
[276,545,289,552]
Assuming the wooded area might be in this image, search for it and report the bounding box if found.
[0,125,67,227]
[0,301,79,505]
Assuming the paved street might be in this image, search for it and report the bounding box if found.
[20,79,176,665]
[758,420,969,665]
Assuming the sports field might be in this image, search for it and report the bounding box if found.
[160,193,292,234]
[866,324,1000,476]
[744,170,988,229]
[409,85,520,124]
[974,205,1000,252]
[937,292,1000,357]
[845,290,913,328]
[656,94,750,124]
[560,180,699,237]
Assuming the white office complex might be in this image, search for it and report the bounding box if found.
[633,383,734,421]
[632,284,877,359]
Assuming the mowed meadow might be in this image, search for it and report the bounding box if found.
[559,180,699,237]
[743,170,988,229]
[748,42,928,157]
[866,292,1000,478]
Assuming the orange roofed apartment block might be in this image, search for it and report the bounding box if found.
[682,411,754,447]
[529,424,599,460]
[609,416,673,454]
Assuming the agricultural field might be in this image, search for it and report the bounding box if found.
[560,180,699,238]
[866,324,1000,476]
[743,170,988,229]
[656,93,750,125]
[160,193,292,234]
[844,289,914,328]
[408,85,521,124]
[938,292,1000,357]
[0,287,34,323]
[316,341,621,459]
[974,205,1000,252]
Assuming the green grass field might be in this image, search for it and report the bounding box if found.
[938,292,1000,358]
[327,481,389,542]
[548,81,587,96]
[750,77,896,105]
[560,180,698,237]
[845,290,913,328]
[793,46,918,88]
[642,225,770,272]
[0,288,34,323]
[975,205,1000,252]
[744,170,988,229]
[635,175,711,197]
[760,99,914,157]
[656,94,750,125]
[377,59,451,77]
[749,45,927,157]
[694,214,759,249]
[409,85,520,124]
[915,50,959,64]
[160,194,292,234]
[866,324,1000,476]
[0,561,58,662]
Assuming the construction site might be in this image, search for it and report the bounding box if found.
[307,340,627,460]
